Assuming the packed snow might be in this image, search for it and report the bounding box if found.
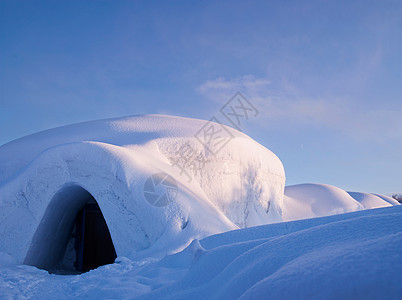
[0,115,285,267]
[1,206,401,299]
[0,114,399,299]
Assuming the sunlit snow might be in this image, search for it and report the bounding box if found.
[0,115,400,299]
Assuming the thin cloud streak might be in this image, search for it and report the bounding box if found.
[198,75,401,141]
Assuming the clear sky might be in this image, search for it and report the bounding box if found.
[0,0,401,194]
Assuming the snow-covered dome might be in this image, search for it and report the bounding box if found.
[0,114,285,271]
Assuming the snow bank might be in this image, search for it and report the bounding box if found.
[348,191,395,209]
[0,114,285,266]
[282,183,398,221]
[1,206,401,299]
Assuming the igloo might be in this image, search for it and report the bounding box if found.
[0,115,285,273]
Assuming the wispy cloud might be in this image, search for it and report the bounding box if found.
[198,75,401,141]
[198,75,272,102]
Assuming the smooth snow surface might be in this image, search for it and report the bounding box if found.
[0,115,285,265]
[347,191,395,209]
[282,183,398,221]
[1,206,401,299]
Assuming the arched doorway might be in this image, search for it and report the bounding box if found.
[24,184,116,274]
[74,198,116,272]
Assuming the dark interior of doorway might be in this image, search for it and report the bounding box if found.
[23,185,117,275]
[73,198,117,273]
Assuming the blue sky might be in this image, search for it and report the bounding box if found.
[0,0,401,194]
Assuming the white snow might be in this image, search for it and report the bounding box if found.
[282,183,398,221]
[0,114,400,299]
[0,206,401,299]
[348,191,395,209]
[372,193,400,206]
[0,114,285,266]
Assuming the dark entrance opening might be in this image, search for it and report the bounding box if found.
[24,184,117,274]
[74,199,117,272]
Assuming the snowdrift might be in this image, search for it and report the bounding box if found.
[0,115,285,270]
[283,183,398,221]
[1,206,401,299]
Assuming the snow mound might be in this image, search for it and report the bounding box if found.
[372,193,400,206]
[347,191,395,209]
[1,206,401,299]
[0,114,285,267]
[283,183,398,221]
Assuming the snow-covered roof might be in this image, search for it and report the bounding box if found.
[0,114,285,266]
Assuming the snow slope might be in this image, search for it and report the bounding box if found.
[348,191,398,209]
[1,206,401,299]
[283,183,398,221]
[0,114,285,266]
